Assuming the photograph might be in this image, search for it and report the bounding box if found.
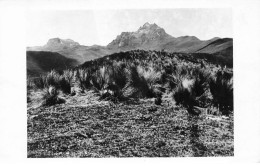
[26,9,234,158]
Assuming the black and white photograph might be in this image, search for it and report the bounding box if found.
[0,0,260,163]
[26,8,234,158]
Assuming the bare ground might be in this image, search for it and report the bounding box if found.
[27,91,233,157]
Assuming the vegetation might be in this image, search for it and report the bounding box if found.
[27,49,233,157]
[28,50,233,113]
[41,86,65,106]
[209,70,233,115]
[28,70,73,94]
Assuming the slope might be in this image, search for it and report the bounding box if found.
[27,51,78,76]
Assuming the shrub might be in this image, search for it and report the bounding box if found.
[110,62,127,90]
[30,71,59,90]
[59,70,74,94]
[32,75,46,89]
[173,78,196,107]
[90,66,111,93]
[88,64,128,101]
[32,70,73,94]
[58,75,71,94]
[123,65,162,98]
[76,69,92,91]
[137,65,163,97]
[122,64,146,98]
[209,70,233,115]
[62,70,74,84]
[172,66,211,113]
[41,86,65,106]
[45,70,60,87]
[106,62,128,100]
[155,94,162,105]
[27,77,34,89]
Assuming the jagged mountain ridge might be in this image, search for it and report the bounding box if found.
[27,22,232,76]
[107,23,174,50]
[107,22,232,55]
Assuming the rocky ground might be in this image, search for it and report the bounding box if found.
[27,90,233,157]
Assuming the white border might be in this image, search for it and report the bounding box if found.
[0,0,260,164]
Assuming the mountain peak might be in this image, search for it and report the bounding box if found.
[144,22,151,26]
[143,22,153,27]
[138,22,160,31]
[107,22,172,49]
[46,38,80,47]
[136,22,170,38]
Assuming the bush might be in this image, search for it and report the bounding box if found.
[155,95,162,105]
[32,75,46,89]
[90,66,111,93]
[41,86,65,106]
[57,70,74,94]
[106,62,128,100]
[110,62,127,90]
[172,66,211,113]
[76,69,92,91]
[209,70,233,115]
[137,65,162,96]
[58,75,71,94]
[32,70,73,94]
[45,70,60,87]
[27,77,34,89]
[89,64,128,101]
[173,78,196,107]
[123,65,162,98]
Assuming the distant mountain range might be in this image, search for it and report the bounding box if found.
[27,22,232,76]
[107,23,232,55]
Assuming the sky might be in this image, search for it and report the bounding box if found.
[26,9,232,46]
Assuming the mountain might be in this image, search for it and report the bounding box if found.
[27,23,232,61]
[107,22,232,56]
[27,51,78,76]
[27,22,232,76]
[27,38,112,65]
[107,22,174,51]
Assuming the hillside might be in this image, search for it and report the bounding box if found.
[195,38,233,55]
[27,51,78,76]
[80,50,233,69]
[27,48,233,157]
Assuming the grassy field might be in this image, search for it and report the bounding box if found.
[27,91,233,157]
[27,50,233,157]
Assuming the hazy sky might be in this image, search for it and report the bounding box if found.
[26,9,232,46]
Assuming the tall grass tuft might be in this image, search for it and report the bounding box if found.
[75,69,91,92]
[137,65,162,97]
[31,70,73,94]
[90,66,111,93]
[32,75,47,89]
[45,70,60,87]
[172,66,210,114]
[41,86,65,106]
[209,70,233,115]
[58,70,74,94]
[123,65,162,98]
[107,62,128,100]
